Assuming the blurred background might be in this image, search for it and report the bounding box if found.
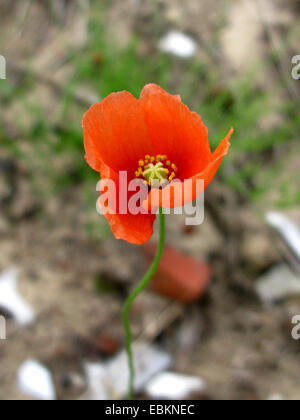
[0,0,300,400]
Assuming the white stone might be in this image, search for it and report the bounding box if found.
[266,212,300,262]
[146,372,206,399]
[0,269,35,326]
[268,393,284,401]
[84,342,172,400]
[159,31,197,58]
[84,362,108,400]
[256,265,300,304]
[17,360,56,400]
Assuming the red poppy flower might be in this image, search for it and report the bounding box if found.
[83,84,233,245]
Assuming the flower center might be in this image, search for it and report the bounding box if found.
[135,155,178,186]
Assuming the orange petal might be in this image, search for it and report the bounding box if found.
[98,161,156,244]
[83,91,154,175]
[195,126,233,188]
[140,84,212,179]
[84,131,102,172]
[106,212,156,245]
[143,127,233,210]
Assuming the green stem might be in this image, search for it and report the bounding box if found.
[122,207,166,400]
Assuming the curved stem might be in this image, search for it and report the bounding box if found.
[122,207,166,400]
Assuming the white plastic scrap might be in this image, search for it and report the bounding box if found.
[146,372,206,400]
[17,360,56,401]
[84,342,172,400]
[159,31,197,58]
[0,269,35,325]
[255,264,300,304]
[266,212,300,262]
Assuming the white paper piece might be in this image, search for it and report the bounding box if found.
[84,342,172,400]
[146,372,206,399]
[17,360,56,401]
[266,212,300,261]
[0,269,35,325]
[255,264,300,304]
[159,31,197,58]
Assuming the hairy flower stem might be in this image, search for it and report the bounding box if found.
[122,207,166,400]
